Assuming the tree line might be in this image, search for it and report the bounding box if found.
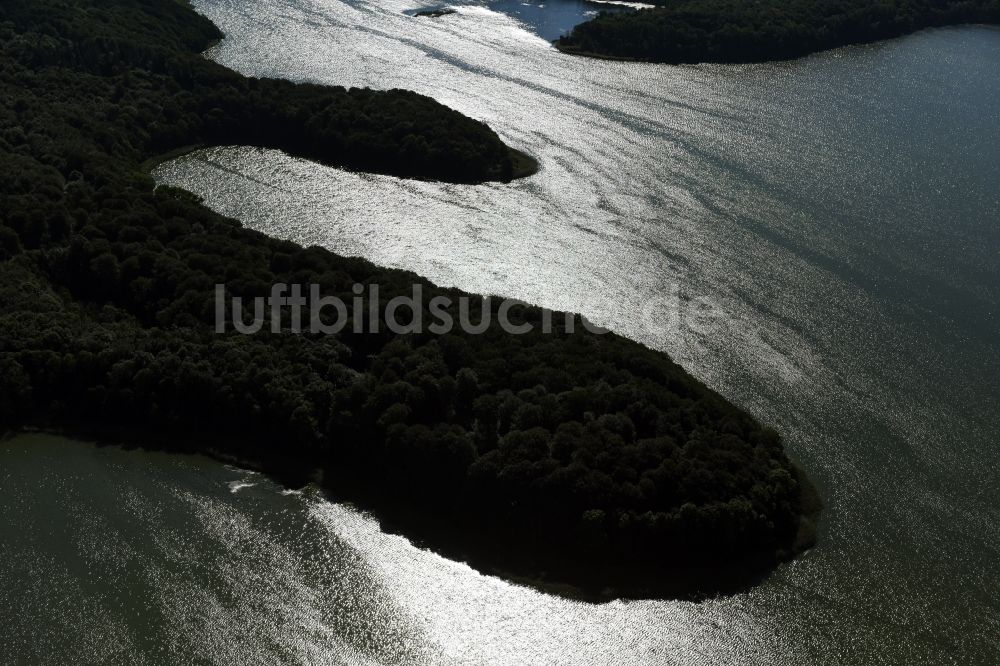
[557,0,1000,64]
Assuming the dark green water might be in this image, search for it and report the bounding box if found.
[0,434,447,664]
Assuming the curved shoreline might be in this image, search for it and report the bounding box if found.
[143,144,539,181]
[156,19,539,182]
[553,41,641,63]
[319,460,822,601]
[508,147,540,180]
[12,425,820,601]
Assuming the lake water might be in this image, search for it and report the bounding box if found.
[7,0,1000,662]
[411,0,641,41]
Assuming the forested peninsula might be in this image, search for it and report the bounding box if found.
[556,0,1000,64]
[0,0,815,597]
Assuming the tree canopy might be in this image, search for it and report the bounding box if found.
[556,0,1000,64]
[0,0,522,182]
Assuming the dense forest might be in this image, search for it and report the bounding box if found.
[0,0,813,595]
[557,0,1000,64]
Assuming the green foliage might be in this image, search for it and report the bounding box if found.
[557,0,1000,63]
[0,0,807,576]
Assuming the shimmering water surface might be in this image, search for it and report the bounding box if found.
[7,0,1000,662]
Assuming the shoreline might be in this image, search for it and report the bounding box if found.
[143,143,540,182]
[553,41,642,63]
[324,459,822,602]
[7,425,820,602]
[508,147,539,180]
[163,2,540,183]
[555,21,1000,66]
[140,143,207,173]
